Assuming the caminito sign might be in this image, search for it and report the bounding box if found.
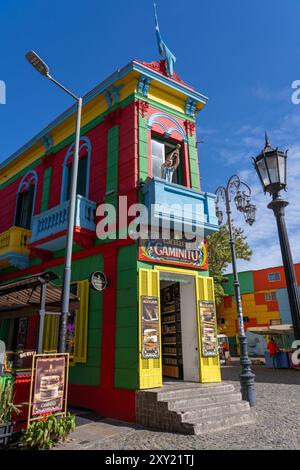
[139,237,208,270]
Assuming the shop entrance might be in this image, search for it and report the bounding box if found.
[160,273,200,382]
[138,267,221,390]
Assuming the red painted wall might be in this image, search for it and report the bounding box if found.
[254,292,278,312]
[252,265,300,292]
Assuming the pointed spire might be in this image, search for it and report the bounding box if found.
[265,130,269,149]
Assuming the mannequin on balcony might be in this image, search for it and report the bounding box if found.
[161,144,181,183]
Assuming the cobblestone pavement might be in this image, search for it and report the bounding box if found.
[59,365,300,450]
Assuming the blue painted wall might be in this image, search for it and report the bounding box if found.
[277,287,300,324]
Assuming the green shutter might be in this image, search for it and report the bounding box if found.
[41,166,52,212]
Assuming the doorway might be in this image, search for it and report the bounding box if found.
[160,272,200,382]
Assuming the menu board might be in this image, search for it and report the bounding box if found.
[28,354,69,424]
[141,296,160,359]
[199,301,218,357]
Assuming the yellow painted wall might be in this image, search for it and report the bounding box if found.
[217,291,280,338]
[0,68,201,187]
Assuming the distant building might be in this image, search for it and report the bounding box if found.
[217,264,300,356]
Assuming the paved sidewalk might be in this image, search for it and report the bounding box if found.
[56,417,142,450]
[56,365,300,450]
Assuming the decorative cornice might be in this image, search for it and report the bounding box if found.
[0,60,208,174]
[41,133,53,154]
[137,75,151,97]
[137,60,192,90]
[104,84,124,110]
[185,98,197,118]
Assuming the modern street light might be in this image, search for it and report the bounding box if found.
[26,50,83,353]
[215,175,256,407]
[253,133,300,341]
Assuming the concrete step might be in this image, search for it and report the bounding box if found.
[166,392,243,411]
[190,411,256,436]
[180,400,250,422]
[157,384,236,401]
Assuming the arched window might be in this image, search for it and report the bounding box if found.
[61,136,91,203]
[148,113,188,184]
[15,170,38,229]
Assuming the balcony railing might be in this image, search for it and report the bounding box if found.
[142,177,219,236]
[30,195,96,250]
[0,226,31,270]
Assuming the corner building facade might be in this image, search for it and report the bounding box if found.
[0,59,220,422]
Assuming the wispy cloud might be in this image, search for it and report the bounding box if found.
[252,84,291,103]
[219,110,300,272]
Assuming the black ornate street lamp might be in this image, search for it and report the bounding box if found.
[253,133,300,341]
[216,175,256,407]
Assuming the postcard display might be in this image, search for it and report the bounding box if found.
[199,301,218,357]
[160,283,183,379]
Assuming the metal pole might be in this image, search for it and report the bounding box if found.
[268,196,300,341]
[38,282,47,354]
[225,190,256,407]
[58,97,83,353]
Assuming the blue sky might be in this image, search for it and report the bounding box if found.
[1,0,300,271]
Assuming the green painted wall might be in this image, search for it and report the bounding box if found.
[40,166,52,212]
[223,271,254,296]
[187,135,200,191]
[114,244,138,389]
[138,114,149,182]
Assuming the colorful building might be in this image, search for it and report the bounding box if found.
[217,264,300,356]
[0,57,221,423]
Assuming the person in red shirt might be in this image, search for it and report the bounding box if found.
[267,337,281,369]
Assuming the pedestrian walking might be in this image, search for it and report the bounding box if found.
[267,337,281,369]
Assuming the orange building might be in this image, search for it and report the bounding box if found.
[217,264,300,356]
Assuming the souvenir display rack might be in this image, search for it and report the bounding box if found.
[160,283,183,379]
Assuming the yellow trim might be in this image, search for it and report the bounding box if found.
[0,68,201,186]
[153,266,221,384]
[74,280,89,363]
[138,269,163,389]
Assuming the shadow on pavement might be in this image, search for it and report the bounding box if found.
[221,364,300,385]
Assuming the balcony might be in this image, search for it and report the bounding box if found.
[30,195,96,252]
[0,226,31,270]
[142,177,219,236]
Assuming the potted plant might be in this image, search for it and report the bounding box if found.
[0,378,20,447]
[20,413,76,450]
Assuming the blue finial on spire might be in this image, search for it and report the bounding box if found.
[153,1,176,77]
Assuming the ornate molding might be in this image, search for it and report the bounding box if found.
[138,60,193,89]
[184,120,196,137]
[103,84,124,110]
[42,133,53,154]
[185,98,197,118]
[137,75,151,97]
[136,99,149,119]
[105,108,122,127]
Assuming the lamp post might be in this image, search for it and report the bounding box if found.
[26,50,82,353]
[215,175,257,407]
[253,133,300,341]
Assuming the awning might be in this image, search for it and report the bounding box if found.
[0,272,80,319]
[248,325,294,336]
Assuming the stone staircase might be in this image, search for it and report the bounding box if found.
[136,382,255,435]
